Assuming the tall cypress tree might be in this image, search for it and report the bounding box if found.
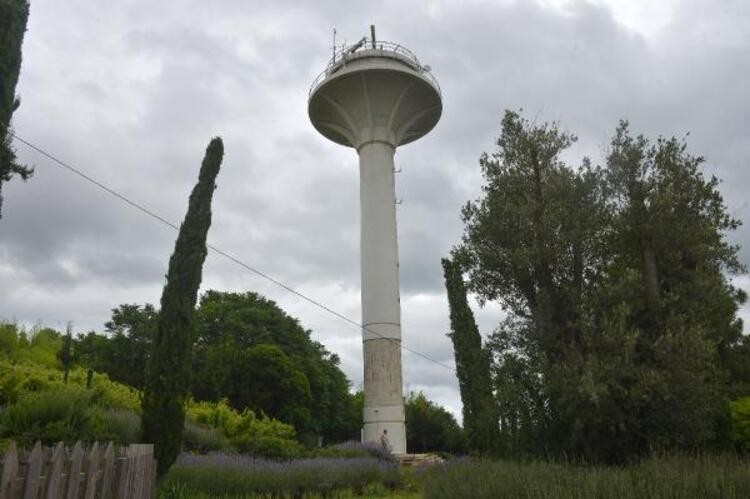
[0,0,33,218]
[441,257,501,455]
[142,137,224,476]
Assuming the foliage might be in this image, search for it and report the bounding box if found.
[75,304,157,390]
[441,258,499,455]
[455,110,748,462]
[59,324,73,383]
[0,322,63,368]
[0,0,33,218]
[186,399,301,459]
[0,386,105,446]
[160,453,402,498]
[731,397,750,452]
[422,455,750,499]
[193,290,361,443]
[73,291,362,446]
[0,358,140,410]
[405,392,466,455]
[102,408,143,444]
[183,419,231,453]
[142,137,225,476]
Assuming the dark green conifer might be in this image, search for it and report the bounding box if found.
[142,137,224,476]
[441,257,501,455]
[58,322,73,384]
[0,0,33,218]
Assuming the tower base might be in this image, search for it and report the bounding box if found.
[362,406,406,455]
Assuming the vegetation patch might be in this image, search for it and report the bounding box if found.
[160,452,402,498]
[422,455,750,499]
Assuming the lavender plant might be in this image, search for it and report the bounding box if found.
[161,452,402,497]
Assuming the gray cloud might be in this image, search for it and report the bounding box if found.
[2,0,749,422]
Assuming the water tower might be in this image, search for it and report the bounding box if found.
[308,26,442,454]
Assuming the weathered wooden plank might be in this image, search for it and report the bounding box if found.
[98,443,115,499]
[44,443,65,499]
[83,442,100,499]
[132,446,145,499]
[65,442,84,499]
[114,455,131,499]
[22,441,43,499]
[0,441,157,499]
[1,441,18,499]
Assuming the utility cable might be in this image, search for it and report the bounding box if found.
[9,130,457,373]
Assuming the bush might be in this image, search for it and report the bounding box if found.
[0,360,140,411]
[0,386,105,446]
[730,397,750,452]
[183,419,230,453]
[186,399,301,459]
[101,408,142,444]
[160,453,402,497]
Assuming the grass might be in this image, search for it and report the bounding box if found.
[421,454,750,498]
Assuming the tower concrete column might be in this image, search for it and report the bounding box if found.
[358,140,406,454]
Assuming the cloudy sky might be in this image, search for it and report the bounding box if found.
[2,0,749,420]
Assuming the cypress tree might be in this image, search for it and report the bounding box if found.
[0,0,33,218]
[142,137,224,476]
[58,322,73,384]
[441,257,501,455]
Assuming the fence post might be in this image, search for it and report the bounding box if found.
[65,442,84,498]
[115,450,131,499]
[1,441,156,499]
[44,443,65,499]
[83,442,100,499]
[22,441,43,499]
[99,443,115,499]
[0,441,18,499]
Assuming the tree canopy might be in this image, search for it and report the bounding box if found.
[454,110,749,462]
[0,0,33,218]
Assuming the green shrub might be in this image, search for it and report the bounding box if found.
[0,360,140,411]
[730,397,750,452]
[183,419,230,452]
[186,399,301,458]
[232,435,301,460]
[0,386,105,446]
[0,323,62,369]
[101,408,142,444]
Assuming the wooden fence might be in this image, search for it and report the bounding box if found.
[0,441,156,499]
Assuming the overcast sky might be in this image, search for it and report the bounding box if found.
[2,0,749,421]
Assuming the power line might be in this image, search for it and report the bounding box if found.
[10,130,457,374]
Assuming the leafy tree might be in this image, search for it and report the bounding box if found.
[0,0,33,218]
[456,110,747,462]
[74,304,156,390]
[441,257,500,455]
[405,391,466,454]
[58,322,73,384]
[142,137,225,476]
[192,290,360,443]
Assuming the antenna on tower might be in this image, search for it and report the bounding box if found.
[370,25,376,49]
[332,27,337,62]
